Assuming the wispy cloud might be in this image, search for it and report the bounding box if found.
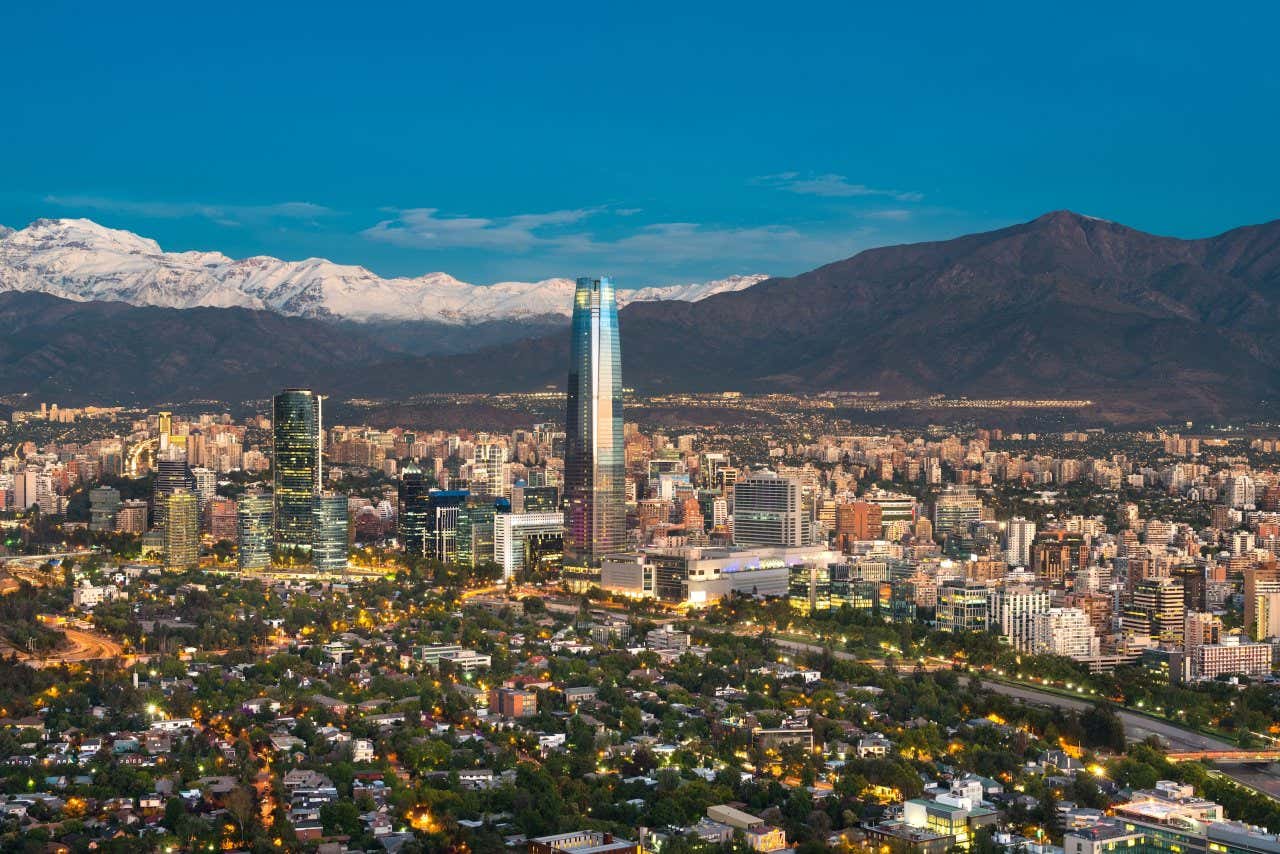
[756,172,924,202]
[363,206,858,268]
[362,207,599,252]
[44,194,336,226]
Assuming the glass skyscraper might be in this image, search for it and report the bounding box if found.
[398,462,431,556]
[272,388,322,555]
[563,276,625,590]
[311,493,349,573]
[237,491,273,572]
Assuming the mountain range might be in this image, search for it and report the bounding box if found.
[4,210,1280,422]
[0,218,766,324]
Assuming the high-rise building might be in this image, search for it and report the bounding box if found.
[205,496,238,541]
[1032,608,1100,660]
[1124,577,1185,642]
[988,586,1051,651]
[733,470,804,547]
[272,389,323,555]
[456,501,497,569]
[191,466,217,514]
[89,486,121,532]
[115,499,148,534]
[398,462,431,556]
[494,511,564,581]
[161,489,199,570]
[237,491,273,571]
[835,501,882,550]
[426,489,469,562]
[1006,516,1036,567]
[1244,564,1280,640]
[310,493,349,573]
[563,276,625,590]
[153,447,195,532]
[932,485,983,539]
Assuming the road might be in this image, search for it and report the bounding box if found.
[976,680,1236,751]
[14,627,125,668]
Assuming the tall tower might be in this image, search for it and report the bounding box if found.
[272,388,323,555]
[398,462,431,556]
[563,276,624,590]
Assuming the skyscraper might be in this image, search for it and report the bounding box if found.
[310,493,349,573]
[237,491,273,572]
[272,388,323,555]
[161,489,199,570]
[563,276,624,590]
[733,470,804,547]
[152,447,195,532]
[398,462,431,556]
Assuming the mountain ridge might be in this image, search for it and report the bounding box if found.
[5,210,1280,423]
[0,217,767,325]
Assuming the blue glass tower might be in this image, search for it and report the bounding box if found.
[563,276,624,590]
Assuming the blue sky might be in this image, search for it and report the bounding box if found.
[2,1,1277,285]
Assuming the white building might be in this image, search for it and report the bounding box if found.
[1006,517,1036,567]
[1032,607,1100,660]
[493,511,563,581]
[988,586,1051,651]
[732,470,804,547]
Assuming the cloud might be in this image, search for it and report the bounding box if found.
[44,194,335,225]
[756,172,923,202]
[362,207,599,251]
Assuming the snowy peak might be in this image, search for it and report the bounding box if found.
[0,218,768,324]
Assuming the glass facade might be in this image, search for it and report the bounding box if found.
[310,493,349,573]
[563,276,625,590]
[162,489,200,570]
[237,491,273,571]
[398,462,431,556]
[272,389,322,554]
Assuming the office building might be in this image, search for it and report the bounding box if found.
[1031,530,1088,585]
[835,500,882,550]
[456,500,497,569]
[425,489,469,562]
[310,493,349,573]
[161,489,199,570]
[494,511,564,581]
[89,486,121,532]
[733,470,804,547]
[237,491,273,571]
[1124,577,1186,643]
[398,462,431,556]
[272,388,323,554]
[563,276,625,591]
[932,485,983,539]
[152,447,195,532]
[936,581,990,633]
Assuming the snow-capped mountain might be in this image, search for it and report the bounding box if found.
[0,218,768,324]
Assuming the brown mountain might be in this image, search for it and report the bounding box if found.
[0,292,395,404]
[6,211,1280,422]
[347,211,1280,420]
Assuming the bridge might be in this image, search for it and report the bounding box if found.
[1166,750,1280,763]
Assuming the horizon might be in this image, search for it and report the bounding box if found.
[6,207,1278,290]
